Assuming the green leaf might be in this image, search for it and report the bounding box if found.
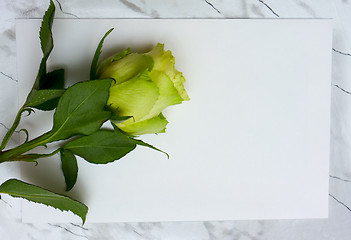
[112,123,169,158]
[64,129,136,164]
[24,2,66,110]
[40,68,65,90]
[34,69,65,110]
[12,148,60,162]
[26,0,55,104]
[0,179,88,223]
[50,79,112,141]
[39,0,55,60]
[25,89,65,109]
[60,149,78,191]
[132,138,169,158]
[90,28,114,80]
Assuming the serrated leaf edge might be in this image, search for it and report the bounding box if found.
[0,179,88,224]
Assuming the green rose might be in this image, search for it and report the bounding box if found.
[97,43,190,135]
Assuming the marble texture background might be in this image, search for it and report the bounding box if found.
[0,0,350,239]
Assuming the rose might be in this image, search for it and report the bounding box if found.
[97,43,190,135]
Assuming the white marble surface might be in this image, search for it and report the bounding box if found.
[0,0,351,239]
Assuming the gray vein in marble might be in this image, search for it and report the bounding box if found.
[333,83,351,95]
[0,45,15,57]
[137,222,163,231]
[203,221,263,240]
[0,198,13,208]
[232,226,258,240]
[9,1,47,20]
[119,0,147,16]
[333,48,351,57]
[0,122,10,131]
[203,222,217,240]
[220,226,242,239]
[294,0,317,18]
[21,8,42,18]
[150,9,160,18]
[0,71,18,82]
[204,0,222,15]
[4,29,15,41]
[8,0,45,18]
[257,0,279,17]
[54,0,79,18]
[330,175,351,183]
[132,229,143,238]
[241,0,250,18]
[48,223,88,239]
[124,223,152,239]
[70,222,89,231]
[329,194,351,212]
[250,4,265,17]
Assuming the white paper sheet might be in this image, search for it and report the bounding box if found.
[16,19,332,223]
